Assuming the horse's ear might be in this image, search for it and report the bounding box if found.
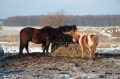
[73,24,76,27]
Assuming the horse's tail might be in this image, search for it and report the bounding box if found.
[92,35,98,56]
[19,29,23,55]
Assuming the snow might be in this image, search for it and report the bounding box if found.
[97,48,120,54]
[0,26,120,79]
[1,42,51,54]
[99,28,112,37]
[1,43,120,56]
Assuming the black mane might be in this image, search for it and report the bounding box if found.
[56,25,77,32]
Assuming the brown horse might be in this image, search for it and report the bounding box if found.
[72,30,98,59]
[41,25,77,51]
[57,25,77,32]
[19,26,66,55]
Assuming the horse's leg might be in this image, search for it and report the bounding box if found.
[45,39,51,54]
[88,46,92,59]
[79,39,84,58]
[91,46,96,59]
[19,43,24,55]
[42,42,46,54]
[43,47,45,53]
[42,41,49,55]
[45,44,50,53]
[81,46,84,58]
[25,42,29,54]
[90,51,92,59]
[46,42,51,53]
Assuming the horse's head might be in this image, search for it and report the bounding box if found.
[58,25,77,32]
[66,25,77,32]
[72,24,77,31]
[72,30,77,42]
[72,30,81,42]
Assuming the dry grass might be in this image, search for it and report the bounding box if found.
[106,27,120,37]
[97,42,111,48]
[51,43,90,58]
[51,32,90,58]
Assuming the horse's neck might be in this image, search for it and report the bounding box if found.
[55,27,62,32]
[75,31,83,37]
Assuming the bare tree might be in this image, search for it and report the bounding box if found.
[41,9,70,27]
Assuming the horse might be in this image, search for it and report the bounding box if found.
[19,26,66,55]
[56,25,77,32]
[41,25,77,48]
[72,30,98,59]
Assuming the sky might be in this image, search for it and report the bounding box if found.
[0,0,120,19]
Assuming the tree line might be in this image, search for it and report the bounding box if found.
[3,14,120,27]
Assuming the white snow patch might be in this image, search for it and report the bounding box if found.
[97,48,120,54]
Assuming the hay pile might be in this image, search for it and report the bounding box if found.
[51,31,90,58]
[51,43,89,58]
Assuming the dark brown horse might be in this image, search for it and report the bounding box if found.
[56,25,77,32]
[43,25,77,48]
[19,26,66,55]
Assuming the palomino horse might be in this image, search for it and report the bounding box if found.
[72,30,98,59]
[19,26,66,55]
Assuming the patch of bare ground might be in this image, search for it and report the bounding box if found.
[0,53,120,79]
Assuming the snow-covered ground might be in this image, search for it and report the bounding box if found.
[0,26,120,79]
[0,26,120,55]
[0,42,52,55]
[0,42,120,58]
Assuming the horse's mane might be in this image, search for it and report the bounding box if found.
[57,25,77,32]
[43,26,65,37]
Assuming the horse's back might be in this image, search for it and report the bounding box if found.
[20,27,35,42]
[20,27,35,37]
[44,26,65,36]
[20,27,35,34]
[80,34,88,48]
